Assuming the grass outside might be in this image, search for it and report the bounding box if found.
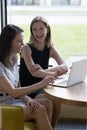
[8,8,87,15]
[7,6,87,59]
[19,24,87,59]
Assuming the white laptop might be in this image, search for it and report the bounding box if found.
[52,58,87,87]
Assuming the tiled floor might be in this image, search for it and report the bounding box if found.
[55,119,87,130]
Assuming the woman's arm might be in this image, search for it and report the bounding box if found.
[21,45,68,78]
[50,45,66,65]
[21,45,57,77]
[48,46,68,75]
[0,75,55,98]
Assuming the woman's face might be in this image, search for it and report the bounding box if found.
[32,21,48,43]
[11,32,24,54]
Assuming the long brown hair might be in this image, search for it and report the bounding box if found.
[0,24,24,67]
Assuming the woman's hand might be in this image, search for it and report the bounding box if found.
[26,97,40,112]
[55,64,68,76]
[40,76,56,88]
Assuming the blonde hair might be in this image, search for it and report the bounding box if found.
[29,16,53,48]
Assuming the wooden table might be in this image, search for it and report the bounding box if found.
[44,81,87,107]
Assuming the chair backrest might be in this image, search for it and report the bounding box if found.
[0,108,2,130]
[0,105,24,130]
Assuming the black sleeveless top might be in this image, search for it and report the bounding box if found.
[19,44,50,98]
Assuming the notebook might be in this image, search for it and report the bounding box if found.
[52,58,87,87]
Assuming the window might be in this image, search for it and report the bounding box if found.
[11,0,23,5]
[52,0,80,6]
[0,0,1,32]
[6,0,87,59]
[0,0,7,31]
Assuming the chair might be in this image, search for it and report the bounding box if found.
[0,105,36,130]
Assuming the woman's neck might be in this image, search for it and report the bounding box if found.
[35,42,45,51]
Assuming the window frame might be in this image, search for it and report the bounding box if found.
[0,0,7,31]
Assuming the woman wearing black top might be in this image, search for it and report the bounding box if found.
[19,16,68,128]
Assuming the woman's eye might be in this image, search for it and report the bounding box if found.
[40,28,44,30]
[33,28,37,31]
[17,40,23,43]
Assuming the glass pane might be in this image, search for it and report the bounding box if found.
[7,0,87,59]
[70,0,80,5]
[52,0,80,5]
[11,0,23,5]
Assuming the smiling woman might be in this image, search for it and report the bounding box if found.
[19,16,68,128]
[0,24,57,130]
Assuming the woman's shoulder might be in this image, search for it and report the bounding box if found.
[20,44,32,58]
[23,43,34,49]
[0,62,4,68]
[49,44,55,51]
[22,44,31,52]
[49,44,59,57]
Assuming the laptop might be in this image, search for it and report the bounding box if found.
[52,58,87,87]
